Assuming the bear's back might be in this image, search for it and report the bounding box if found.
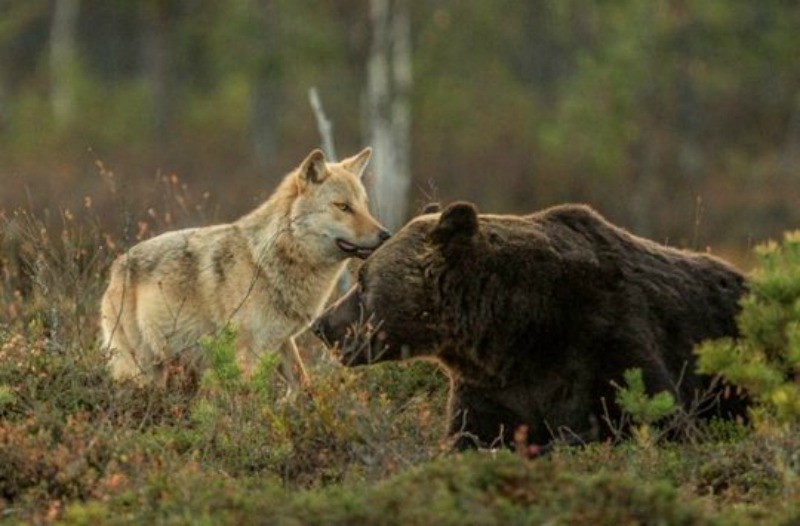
[528,204,745,405]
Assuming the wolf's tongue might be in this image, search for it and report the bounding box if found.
[336,239,358,253]
[337,239,375,259]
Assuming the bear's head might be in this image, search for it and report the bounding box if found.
[311,200,562,368]
[311,203,466,365]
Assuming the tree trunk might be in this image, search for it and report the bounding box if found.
[250,0,282,171]
[675,13,703,183]
[0,57,9,136]
[143,0,174,149]
[629,2,657,238]
[50,0,80,129]
[781,90,800,178]
[391,0,412,221]
[630,135,656,238]
[366,0,412,232]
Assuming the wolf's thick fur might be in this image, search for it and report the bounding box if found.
[101,148,388,387]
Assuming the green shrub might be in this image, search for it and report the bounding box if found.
[613,368,678,446]
[697,231,800,425]
[4,209,800,523]
[63,451,734,526]
[615,368,678,425]
[167,328,444,483]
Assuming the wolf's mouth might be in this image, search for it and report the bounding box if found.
[336,238,377,259]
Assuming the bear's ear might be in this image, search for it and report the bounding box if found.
[298,149,328,186]
[421,202,441,214]
[430,201,479,249]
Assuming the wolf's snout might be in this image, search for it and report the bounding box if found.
[336,239,381,259]
[335,227,389,259]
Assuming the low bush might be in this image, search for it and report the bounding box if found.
[698,231,800,424]
[1,208,799,523]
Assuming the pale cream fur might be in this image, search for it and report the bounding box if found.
[100,148,387,388]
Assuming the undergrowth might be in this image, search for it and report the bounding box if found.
[1,202,799,523]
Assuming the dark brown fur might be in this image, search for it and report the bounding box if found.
[313,202,748,450]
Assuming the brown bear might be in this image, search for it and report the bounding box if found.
[311,202,748,450]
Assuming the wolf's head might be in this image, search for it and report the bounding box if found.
[288,147,390,262]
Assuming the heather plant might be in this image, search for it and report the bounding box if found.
[151,326,445,483]
[3,192,800,522]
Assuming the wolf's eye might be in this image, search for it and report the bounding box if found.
[335,202,352,213]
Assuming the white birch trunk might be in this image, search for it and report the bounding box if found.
[391,0,412,226]
[367,0,412,232]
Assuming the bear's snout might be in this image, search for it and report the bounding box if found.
[310,285,374,363]
[309,318,329,343]
[310,309,374,367]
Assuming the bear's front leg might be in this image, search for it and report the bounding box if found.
[448,382,522,450]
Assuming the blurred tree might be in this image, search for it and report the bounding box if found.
[249,0,282,171]
[367,0,411,231]
[0,50,6,135]
[513,2,585,108]
[142,0,178,148]
[783,92,800,178]
[0,1,798,250]
[49,0,80,130]
[0,1,48,136]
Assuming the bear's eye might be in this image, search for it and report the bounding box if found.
[334,202,352,213]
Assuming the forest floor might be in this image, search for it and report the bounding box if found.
[0,210,798,525]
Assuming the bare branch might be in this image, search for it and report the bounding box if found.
[308,87,338,161]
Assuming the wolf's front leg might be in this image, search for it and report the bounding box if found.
[279,338,311,397]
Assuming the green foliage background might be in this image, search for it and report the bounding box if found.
[1,1,799,249]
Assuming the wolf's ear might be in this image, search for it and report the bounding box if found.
[430,202,479,252]
[340,147,372,179]
[299,149,328,185]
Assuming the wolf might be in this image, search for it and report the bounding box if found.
[100,147,389,389]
